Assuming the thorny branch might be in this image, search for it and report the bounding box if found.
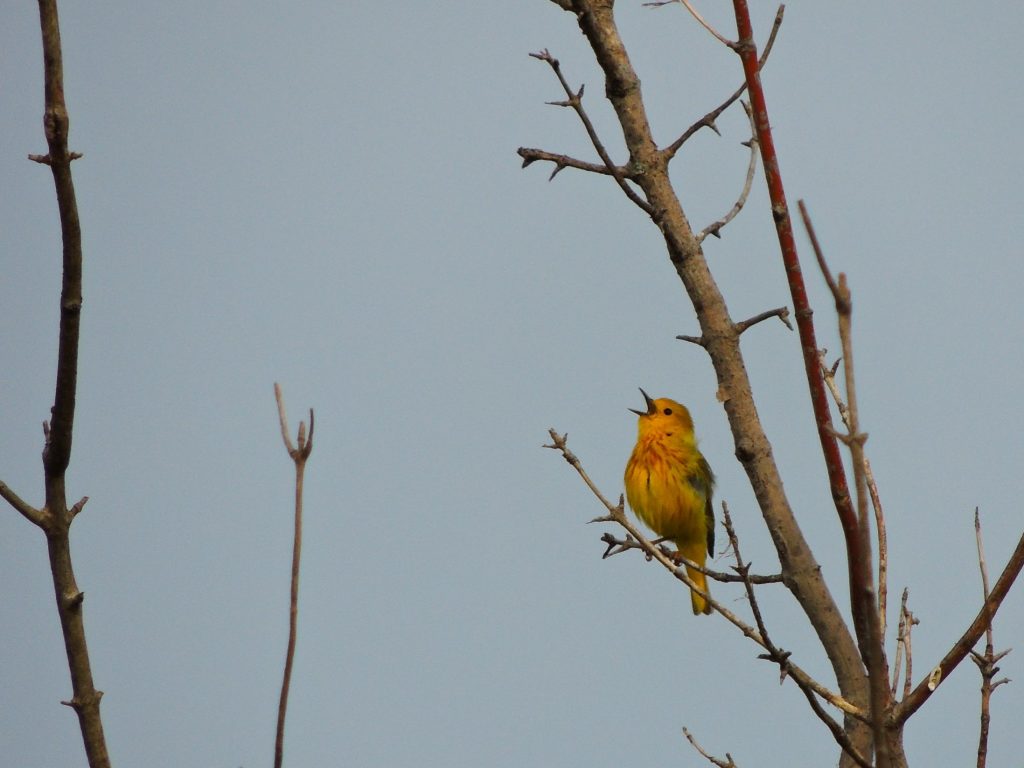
[677,306,791,346]
[598,531,782,585]
[523,50,653,213]
[545,429,865,725]
[698,101,758,242]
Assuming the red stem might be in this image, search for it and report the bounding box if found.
[729,0,866,645]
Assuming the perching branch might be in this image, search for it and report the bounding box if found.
[545,429,865,725]
[598,531,782,585]
[273,383,315,768]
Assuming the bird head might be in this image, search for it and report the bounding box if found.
[630,388,695,440]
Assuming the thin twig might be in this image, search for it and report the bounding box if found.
[682,726,738,768]
[0,480,46,526]
[598,531,782,584]
[663,5,784,160]
[516,147,624,180]
[819,350,888,638]
[10,3,113,767]
[665,0,735,47]
[971,509,1012,768]
[734,306,792,335]
[527,50,653,214]
[273,383,315,768]
[890,588,917,700]
[698,101,758,241]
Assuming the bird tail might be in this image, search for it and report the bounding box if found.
[686,565,711,615]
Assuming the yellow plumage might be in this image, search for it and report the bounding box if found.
[624,389,715,615]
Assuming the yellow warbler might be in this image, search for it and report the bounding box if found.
[624,388,715,615]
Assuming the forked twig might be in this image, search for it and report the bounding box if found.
[524,50,653,214]
[971,509,1012,768]
[818,349,888,637]
[273,383,315,768]
[682,726,739,768]
[890,588,917,700]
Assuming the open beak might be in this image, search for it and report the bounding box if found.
[629,387,656,416]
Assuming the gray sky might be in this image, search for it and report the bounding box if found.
[3,2,1022,766]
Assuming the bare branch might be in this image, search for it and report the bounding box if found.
[971,508,1013,768]
[819,350,888,638]
[598,530,782,584]
[525,50,654,214]
[663,5,784,160]
[734,306,792,336]
[652,0,735,47]
[682,726,739,768]
[894,528,1024,724]
[273,384,315,768]
[0,480,46,526]
[676,333,707,346]
[68,495,89,521]
[23,3,112,766]
[516,147,625,180]
[698,101,758,241]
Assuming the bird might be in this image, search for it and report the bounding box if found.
[624,388,715,615]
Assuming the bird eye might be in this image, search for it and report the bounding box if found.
[663,408,673,415]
